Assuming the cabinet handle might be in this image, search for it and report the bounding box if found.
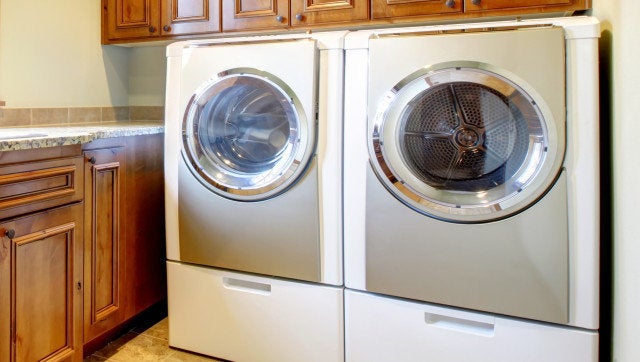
[3,229,15,239]
[149,26,156,33]
[89,156,96,165]
[275,15,284,23]
[295,14,303,21]
[163,25,171,32]
[445,0,455,7]
[471,0,481,4]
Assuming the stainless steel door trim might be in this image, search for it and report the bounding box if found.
[369,61,565,223]
[182,67,316,201]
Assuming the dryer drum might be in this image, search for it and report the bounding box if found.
[400,81,530,192]
[371,65,561,221]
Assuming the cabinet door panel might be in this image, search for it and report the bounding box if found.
[162,0,221,36]
[103,0,161,41]
[222,0,289,31]
[291,0,368,26]
[0,204,83,362]
[372,0,461,20]
[83,147,126,343]
[465,0,585,12]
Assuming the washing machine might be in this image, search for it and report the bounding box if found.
[343,17,599,361]
[164,32,346,361]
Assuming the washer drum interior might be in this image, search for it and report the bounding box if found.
[182,68,314,201]
[370,63,564,222]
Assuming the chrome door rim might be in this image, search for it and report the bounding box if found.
[182,68,314,201]
[370,61,565,222]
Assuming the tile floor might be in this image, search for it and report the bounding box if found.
[84,318,222,361]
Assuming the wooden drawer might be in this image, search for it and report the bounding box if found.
[0,156,84,220]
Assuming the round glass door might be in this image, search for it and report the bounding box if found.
[182,68,314,201]
[371,63,564,222]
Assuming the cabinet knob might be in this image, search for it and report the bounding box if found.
[471,0,480,4]
[445,0,455,7]
[149,26,156,33]
[295,14,303,21]
[275,15,284,23]
[3,229,15,239]
[163,25,171,32]
[89,156,96,165]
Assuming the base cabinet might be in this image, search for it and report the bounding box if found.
[0,204,84,362]
[0,134,166,360]
[82,134,166,352]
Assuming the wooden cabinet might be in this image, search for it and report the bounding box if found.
[373,0,586,20]
[0,205,84,362]
[103,0,588,42]
[81,134,166,351]
[0,134,166,359]
[102,0,221,43]
[464,0,586,13]
[82,146,126,343]
[0,145,85,362]
[372,0,460,21]
[222,0,368,31]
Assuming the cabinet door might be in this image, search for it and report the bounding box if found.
[103,0,161,42]
[83,148,126,343]
[161,0,221,36]
[464,0,587,12]
[290,0,368,27]
[222,0,289,31]
[372,0,461,20]
[0,204,84,362]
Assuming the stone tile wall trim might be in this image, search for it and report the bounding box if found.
[0,106,164,127]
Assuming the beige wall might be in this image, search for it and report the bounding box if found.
[592,1,640,361]
[0,0,166,109]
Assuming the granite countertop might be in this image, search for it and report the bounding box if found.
[0,122,164,151]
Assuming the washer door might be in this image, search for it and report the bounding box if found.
[182,68,314,201]
[371,62,564,222]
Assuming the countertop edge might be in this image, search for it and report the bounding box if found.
[0,122,165,151]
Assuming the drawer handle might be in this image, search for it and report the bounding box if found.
[89,156,96,165]
[2,228,15,239]
[425,312,495,337]
[222,277,271,295]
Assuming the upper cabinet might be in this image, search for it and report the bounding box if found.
[464,0,586,13]
[216,0,369,32]
[102,0,588,43]
[372,0,460,21]
[102,0,221,43]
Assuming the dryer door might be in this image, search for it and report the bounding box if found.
[370,63,564,222]
[182,68,314,201]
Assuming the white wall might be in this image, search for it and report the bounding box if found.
[592,1,640,361]
[0,0,166,108]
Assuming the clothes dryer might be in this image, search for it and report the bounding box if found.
[343,17,599,361]
[165,32,345,361]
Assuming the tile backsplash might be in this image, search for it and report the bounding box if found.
[0,106,164,127]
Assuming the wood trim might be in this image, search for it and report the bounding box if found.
[0,165,77,210]
[0,156,84,220]
[90,162,121,324]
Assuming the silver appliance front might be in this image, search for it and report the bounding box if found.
[370,62,563,223]
[178,157,321,282]
[364,26,570,324]
[178,65,321,282]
